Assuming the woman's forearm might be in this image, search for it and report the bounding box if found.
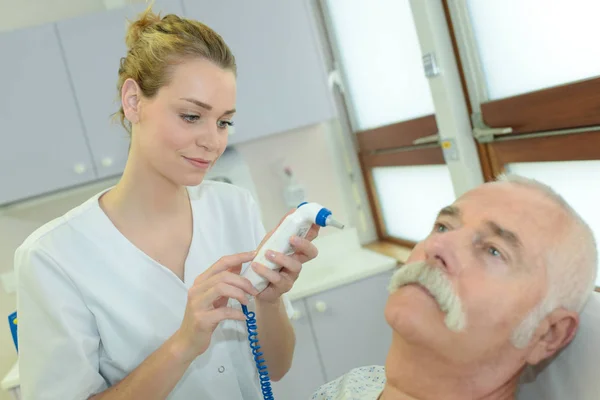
[254,298,296,382]
[89,331,194,400]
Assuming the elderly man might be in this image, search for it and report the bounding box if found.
[311,174,597,400]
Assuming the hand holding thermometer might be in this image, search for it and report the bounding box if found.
[239,202,344,400]
[242,202,344,294]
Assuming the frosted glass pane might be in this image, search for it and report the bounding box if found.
[372,165,455,242]
[467,0,600,100]
[325,0,435,130]
[506,161,600,287]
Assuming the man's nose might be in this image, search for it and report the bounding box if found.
[423,230,462,275]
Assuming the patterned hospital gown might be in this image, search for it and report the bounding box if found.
[310,365,386,400]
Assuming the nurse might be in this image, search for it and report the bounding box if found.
[14,7,319,400]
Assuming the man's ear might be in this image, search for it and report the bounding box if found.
[121,78,142,124]
[525,308,579,365]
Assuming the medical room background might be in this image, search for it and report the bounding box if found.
[1,0,599,399]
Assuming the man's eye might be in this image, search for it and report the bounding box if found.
[434,223,448,233]
[488,246,502,258]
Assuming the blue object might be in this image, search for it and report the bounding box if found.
[297,202,332,227]
[8,311,17,352]
[241,305,274,400]
[314,207,332,227]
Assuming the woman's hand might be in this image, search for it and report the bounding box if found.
[173,252,259,362]
[252,219,320,303]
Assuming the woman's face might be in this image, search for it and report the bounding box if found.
[123,57,237,186]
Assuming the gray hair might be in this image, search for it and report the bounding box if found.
[494,173,598,348]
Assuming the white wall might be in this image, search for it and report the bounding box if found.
[236,122,350,233]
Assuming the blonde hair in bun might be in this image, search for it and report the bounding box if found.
[115,3,236,134]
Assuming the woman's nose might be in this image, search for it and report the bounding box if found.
[195,124,219,150]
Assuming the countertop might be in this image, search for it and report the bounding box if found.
[287,227,406,301]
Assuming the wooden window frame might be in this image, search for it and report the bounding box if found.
[488,130,600,177]
[356,115,438,152]
[481,76,600,136]
[357,115,444,247]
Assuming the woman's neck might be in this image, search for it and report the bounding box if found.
[380,335,519,400]
[100,152,191,222]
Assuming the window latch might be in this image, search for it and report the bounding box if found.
[412,133,440,145]
[471,112,513,143]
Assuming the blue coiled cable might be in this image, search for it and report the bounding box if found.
[241,304,274,400]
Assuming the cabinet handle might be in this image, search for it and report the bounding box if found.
[291,310,303,320]
[73,163,87,174]
[314,301,327,313]
[101,157,113,167]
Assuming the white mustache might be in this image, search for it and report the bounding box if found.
[388,260,467,332]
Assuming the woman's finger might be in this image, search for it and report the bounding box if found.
[200,281,251,308]
[289,236,319,260]
[251,262,285,286]
[203,307,247,328]
[265,250,303,275]
[197,251,256,282]
[198,270,259,297]
[305,224,320,242]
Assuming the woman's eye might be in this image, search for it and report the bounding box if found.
[218,120,234,129]
[180,114,200,123]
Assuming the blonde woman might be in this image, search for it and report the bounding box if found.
[15,7,318,400]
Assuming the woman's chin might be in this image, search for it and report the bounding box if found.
[176,171,208,187]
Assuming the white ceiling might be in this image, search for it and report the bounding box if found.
[0,0,133,33]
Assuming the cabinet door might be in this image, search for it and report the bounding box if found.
[0,24,96,205]
[55,0,184,179]
[307,271,394,382]
[271,300,326,400]
[182,0,336,144]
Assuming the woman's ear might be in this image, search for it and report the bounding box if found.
[121,78,142,124]
[525,308,579,366]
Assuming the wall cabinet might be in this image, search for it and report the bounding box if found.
[0,24,96,205]
[0,0,336,206]
[272,270,394,400]
[271,300,327,400]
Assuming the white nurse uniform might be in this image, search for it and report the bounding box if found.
[15,180,293,400]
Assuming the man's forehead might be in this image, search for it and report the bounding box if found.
[437,185,566,252]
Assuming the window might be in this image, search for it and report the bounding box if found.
[371,165,455,242]
[456,0,600,136]
[466,0,600,101]
[323,0,435,130]
[320,0,454,247]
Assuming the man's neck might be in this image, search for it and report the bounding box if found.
[380,336,519,400]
